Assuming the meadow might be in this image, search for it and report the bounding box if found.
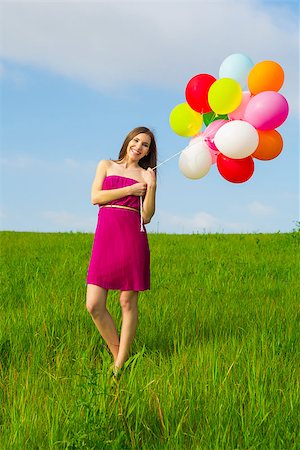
[0,230,299,449]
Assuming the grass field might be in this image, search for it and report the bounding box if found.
[0,231,299,449]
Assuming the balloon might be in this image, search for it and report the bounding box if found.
[248,60,284,95]
[219,53,254,89]
[217,154,254,183]
[228,91,251,120]
[203,119,227,151]
[208,147,219,165]
[179,141,212,179]
[185,74,216,113]
[214,120,259,159]
[208,78,242,114]
[189,132,203,145]
[169,102,203,137]
[252,130,283,160]
[244,91,289,130]
[189,133,219,164]
[203,111,229,126]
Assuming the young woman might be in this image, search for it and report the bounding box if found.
[86,126,157,375]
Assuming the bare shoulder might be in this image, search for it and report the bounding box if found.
[93,160,110,182]
[96,159,110,170]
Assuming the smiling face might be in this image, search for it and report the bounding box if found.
[126,133,151,163]
[117,127,157,170]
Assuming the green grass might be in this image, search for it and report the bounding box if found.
[0,231,299,449]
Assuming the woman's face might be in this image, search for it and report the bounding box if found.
[126,133,151,162]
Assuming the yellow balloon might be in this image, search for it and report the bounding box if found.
[208,78,242,114]
[169,103,203,137]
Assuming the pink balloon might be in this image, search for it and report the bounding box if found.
[244,91,289,130]
[203,119,227,152]
[208,147,219,164]
[228,91,251,120]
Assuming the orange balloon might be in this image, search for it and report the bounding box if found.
[252,129,283,160]
[248,60,284,95]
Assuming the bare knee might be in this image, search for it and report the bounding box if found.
[86,298,102,317]
[86,285,107,317]
[120,291,138,313]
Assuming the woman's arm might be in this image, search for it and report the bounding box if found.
[141,168,156,224]
[91,160,147,205]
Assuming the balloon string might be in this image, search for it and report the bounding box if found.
[152,137,213,170]
[152,112,228,170]
[152,149,183,170]
[140,196,144,232]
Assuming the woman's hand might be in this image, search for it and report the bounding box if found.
[129,182,147,196]
[142,168,156,188]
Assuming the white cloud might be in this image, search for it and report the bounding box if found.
[167,211,219,230]
[1,0,298,111]
[157,210,252,233]
[248,201,275,216]
[0,155,95,172]
[1,155,36,169]
[41,210,96,231]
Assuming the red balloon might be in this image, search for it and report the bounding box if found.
[217,154,254,183]
[185,74,216,114]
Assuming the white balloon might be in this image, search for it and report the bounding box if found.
[179,140,212,179]
[214,120,259,159]
[189,132,203,145]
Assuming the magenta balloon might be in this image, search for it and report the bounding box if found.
[203,119,227,151]
[244,91,289,130]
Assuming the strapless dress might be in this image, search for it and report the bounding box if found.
[86,175,150,291]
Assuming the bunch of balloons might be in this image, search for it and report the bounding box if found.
[169,53,289,183]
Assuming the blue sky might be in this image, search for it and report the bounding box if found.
[0,0,299,234]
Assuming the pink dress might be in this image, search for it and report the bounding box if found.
[87,175,150,291]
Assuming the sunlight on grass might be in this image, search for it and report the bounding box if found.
[1,231,299,448]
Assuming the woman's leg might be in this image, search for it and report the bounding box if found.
[114,290,139,370]
[86,284,120,362]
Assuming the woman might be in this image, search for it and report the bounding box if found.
[86,126,157,375]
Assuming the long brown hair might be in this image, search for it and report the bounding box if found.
[117,126,157,170]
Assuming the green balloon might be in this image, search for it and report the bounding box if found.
[203,111,229,126]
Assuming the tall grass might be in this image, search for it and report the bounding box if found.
[0,231,299,449]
